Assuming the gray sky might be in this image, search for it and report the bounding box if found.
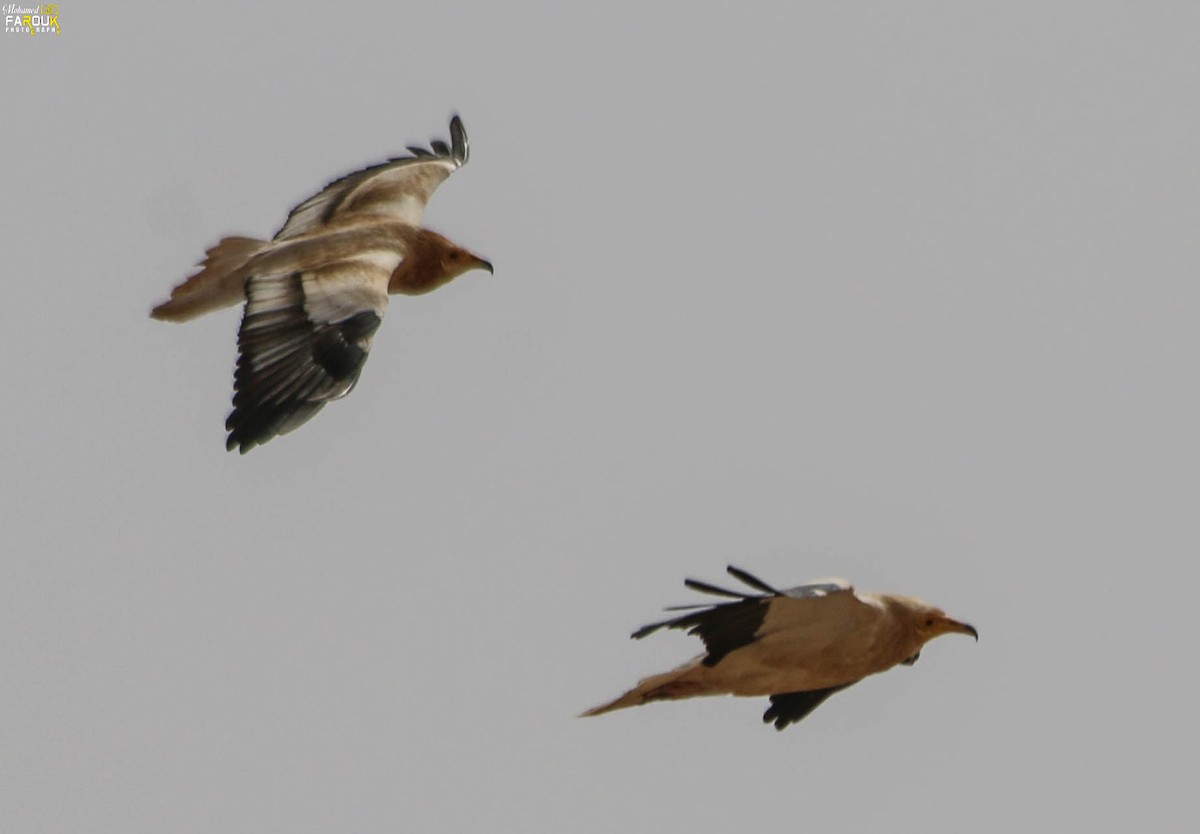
[3,2,1198,831]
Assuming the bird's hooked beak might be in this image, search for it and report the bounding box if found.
[943,617,979,641]
[473,255,494,275]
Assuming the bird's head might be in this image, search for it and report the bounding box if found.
[390,229,493,295]
[908,601,979,644]
[440,244,493,281]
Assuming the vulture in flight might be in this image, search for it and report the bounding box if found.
[151,116,492,453]
[583,566,977,731]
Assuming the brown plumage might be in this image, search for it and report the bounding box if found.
[582,566,977,731]
[151,116,492,453]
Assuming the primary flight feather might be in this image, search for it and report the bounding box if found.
[151,116,493,453]
[583,566,977,731]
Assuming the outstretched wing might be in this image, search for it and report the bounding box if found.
[225,257,393,453]
[632,567,857,667]
[273,116,470,240]
[762,683,855,731]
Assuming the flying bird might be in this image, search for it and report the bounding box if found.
[151,116,493,453]
[582,566,977,731]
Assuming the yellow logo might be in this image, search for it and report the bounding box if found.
[3,3,60,35]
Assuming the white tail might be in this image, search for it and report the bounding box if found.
[151,236,267,322]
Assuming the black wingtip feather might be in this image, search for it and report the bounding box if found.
[726,565,781,596]
[627,569,781,667]
[402,117,468,165]
[683,578,753,600]
[630,619,673,640]
[449,115,468,163]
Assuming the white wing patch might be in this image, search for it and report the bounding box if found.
[275,159,459,240]
[301,253,396,325]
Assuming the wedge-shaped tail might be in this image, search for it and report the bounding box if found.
[151,236,267,322]
[580,664,709,717]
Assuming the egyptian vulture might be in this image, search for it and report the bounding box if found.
[583,566,977,730]
[151,116,492,453]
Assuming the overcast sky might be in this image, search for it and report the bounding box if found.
[3,2,1198,832]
